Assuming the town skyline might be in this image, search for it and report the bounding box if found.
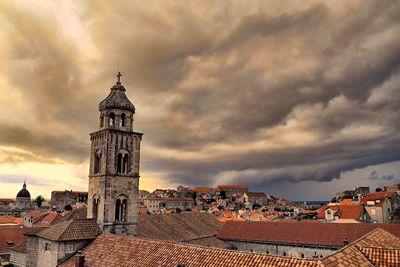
[1,0,400,200]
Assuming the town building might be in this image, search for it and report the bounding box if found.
[18,219,101,267]
[144,197,194,213]
[386,183,400,192]
[217,221,400,259]
[216,185,248,195]
[318,201,371,223]
[15,182,33,210]
[360,191,400,223]
[87,72,143,235]
[0,225,31,263]
[50,190,88,210]
[243,192,269,206]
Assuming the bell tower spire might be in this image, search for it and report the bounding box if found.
[116,71,122,84]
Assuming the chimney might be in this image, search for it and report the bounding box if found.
[343,237,349,246]
[74,250,85,267]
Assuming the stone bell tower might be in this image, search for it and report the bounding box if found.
[87,72,143,235]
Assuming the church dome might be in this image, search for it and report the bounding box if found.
[16,182,30,198]
[99,81,135,113]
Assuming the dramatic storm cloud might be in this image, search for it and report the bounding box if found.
[1,0,400,200]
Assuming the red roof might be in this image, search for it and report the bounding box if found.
[60,234,321,267]
[217,221,400,248]
[340,199,353,206]
[0,216,23,224]
[35,212,59,227]
[24,211,48,219]
[336,205,363,220]
[360,191,397,204]
[144,197,194,201]
[217,185,248,189]
[0,225,31,253]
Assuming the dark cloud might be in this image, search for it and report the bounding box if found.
[0,123,87,163]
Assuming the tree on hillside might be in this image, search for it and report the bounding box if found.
[35,195,45,208]
[390,208,400,223]
[219,190,227,199]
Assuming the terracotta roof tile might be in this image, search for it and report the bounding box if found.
[340,199,354,206]
[322,228,400,267]
[0,216,23,224]
[60,234,322,267]
[322,244,373,267]
[10,240,27,253]
[0,225,31,253]
[217,185,248,189]
[138,213,221,242]
[34,212,59,227]
[355,228,400,249]
[217,221,400,248]
[31,219,101,241]
[360,192,397,204]
[358,246,400,267]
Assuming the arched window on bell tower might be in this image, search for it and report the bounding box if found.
[122,154,129,174]
[120,113,126,127]
[109,112,115,127]
[115,197,128,222]
[117,153,123,173]
[94,151,101,174]
[115,199,121,222]
[92,196,99,221]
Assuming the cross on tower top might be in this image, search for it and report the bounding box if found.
[117,72,122,84]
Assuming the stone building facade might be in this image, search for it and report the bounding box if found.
[144,197,195,213]
[50,190,88,210]
[87,72,143,235]
[226,240,335,259]
[16,182,33,210]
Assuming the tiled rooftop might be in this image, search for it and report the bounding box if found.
[322,228,400,267]
[60,234,322,267]
[138,212,222,242]
[217,221,400,247]
[358,246,400,267]
[30,219,101,241]
[0,225,31,253]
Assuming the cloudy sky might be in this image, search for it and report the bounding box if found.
[1,0,400,201]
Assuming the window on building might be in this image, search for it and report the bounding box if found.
[283,252,286,256]
[93,197,99,221]
[117,153,123,173]
[115,198,127,222]
[120,113,126,127]
[109,113,115,126]
[66,243,75,252]
[266,250,269,255]
[301,253,304,258]
[115,199,121,221]
[122,154,129,174]
[44,242,52,251]
[94,152,101,174]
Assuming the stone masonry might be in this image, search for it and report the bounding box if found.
[87,73,143,235]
